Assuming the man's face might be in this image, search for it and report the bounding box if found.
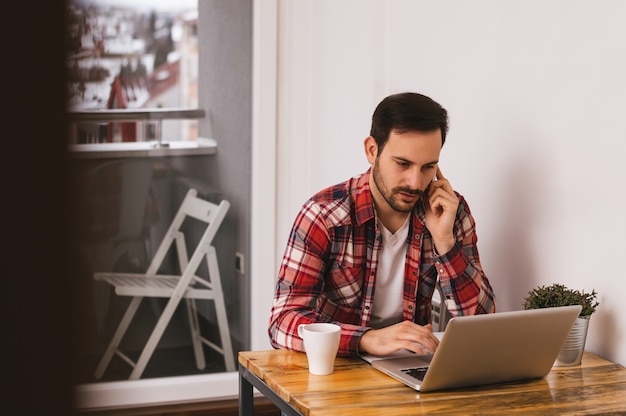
[367,129,442,213]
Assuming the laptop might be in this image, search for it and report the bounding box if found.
[362,305,581,392]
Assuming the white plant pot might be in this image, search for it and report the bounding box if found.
[554,315,590,367]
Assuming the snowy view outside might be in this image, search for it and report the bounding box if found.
[67,0,198,142]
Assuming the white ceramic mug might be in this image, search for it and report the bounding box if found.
[297,323,341,375]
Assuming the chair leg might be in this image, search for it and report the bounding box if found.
[185,298,207,370]
[94,296,143,380]
[129,291,187,380]
[207,248,236,372]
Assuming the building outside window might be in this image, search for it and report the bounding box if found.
[67,0,198,143]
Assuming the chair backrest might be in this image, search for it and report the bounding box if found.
[145,188,230,276]
[432,281,450,332]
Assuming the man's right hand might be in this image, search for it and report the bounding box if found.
[358,321,440,356]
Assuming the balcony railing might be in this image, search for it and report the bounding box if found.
[68,108,216,159]
[68,107,206,147]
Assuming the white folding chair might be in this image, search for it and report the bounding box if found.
[93,188,235,380]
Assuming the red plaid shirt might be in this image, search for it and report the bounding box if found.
[269,169,496,356]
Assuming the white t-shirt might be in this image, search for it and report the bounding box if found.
[370,216,409,328]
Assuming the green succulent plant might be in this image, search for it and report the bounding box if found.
[523,283,599,317]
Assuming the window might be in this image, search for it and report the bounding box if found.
[68,0,232,386]
[67,0,198,143]
[70,0,265,409]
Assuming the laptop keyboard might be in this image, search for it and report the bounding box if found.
[401,367,429,381]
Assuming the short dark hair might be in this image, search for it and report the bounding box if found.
[369,92,449,154]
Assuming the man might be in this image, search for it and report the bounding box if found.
[269,92,496,358]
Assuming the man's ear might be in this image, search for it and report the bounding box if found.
[364,136,378,164]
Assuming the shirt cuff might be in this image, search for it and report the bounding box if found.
[431,242,468,279]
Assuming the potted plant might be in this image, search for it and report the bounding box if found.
[523,283,599,366]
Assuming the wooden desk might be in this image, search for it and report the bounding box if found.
[239,350,626,415]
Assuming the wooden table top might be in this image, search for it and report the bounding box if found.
[239,350,626,415]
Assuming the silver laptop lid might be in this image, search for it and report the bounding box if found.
[371,305,582,392]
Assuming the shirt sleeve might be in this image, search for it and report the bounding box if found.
[434,195,496,316]
[268,200,369,356]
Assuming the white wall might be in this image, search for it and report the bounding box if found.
[269,0,626,366]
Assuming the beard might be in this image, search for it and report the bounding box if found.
[371,160,423,213]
